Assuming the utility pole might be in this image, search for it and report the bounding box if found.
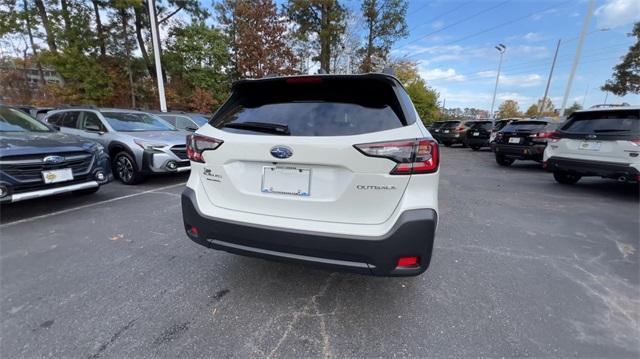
[539,39,561,117]
[148,0,167,112]
[490,44,506,121]
[560,0,595,118]
[441,98,446,120]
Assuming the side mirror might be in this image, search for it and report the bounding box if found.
[85,124,104,134]
[184,126,198,132]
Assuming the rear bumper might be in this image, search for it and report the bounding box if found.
[439,133,465,144]
[465,137,490,147]
[181,188,437,276]
[546,157,639,180]
[494,144,546,160]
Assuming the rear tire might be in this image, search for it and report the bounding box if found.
[113,151,144,185]
[471,145,481,151]
[553,171,581,185]
[443,142,452,147]
[495,155,514,167]
[73,187,100,195]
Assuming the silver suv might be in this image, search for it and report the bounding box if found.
[44,108,190,184]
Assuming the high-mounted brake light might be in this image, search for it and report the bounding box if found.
[354,138,439,175]
[186,134,223,163]
[286,76,323,85]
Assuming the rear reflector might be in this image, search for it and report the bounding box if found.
[354,138,439,175]
[186,225,199,237]
[286,76,323,85]
[397,256,419,267]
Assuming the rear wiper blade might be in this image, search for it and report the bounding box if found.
[223,121,290,135]
[593,129,630,133]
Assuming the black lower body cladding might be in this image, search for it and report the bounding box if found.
[181,188,437,276]
[546,157,640,180]
[494,144,546,161]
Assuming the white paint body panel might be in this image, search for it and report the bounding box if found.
[186,121,439,237]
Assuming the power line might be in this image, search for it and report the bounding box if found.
[403,1,474,39]
[426,55,622,83]
[401,0,573,59]
[396,0,512,51]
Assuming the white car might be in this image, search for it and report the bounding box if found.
[181,74,439,276]
[544,105,639,184]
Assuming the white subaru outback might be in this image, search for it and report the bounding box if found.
[544,105,639,184]
[181,74,439,276]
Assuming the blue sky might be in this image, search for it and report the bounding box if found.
[385,0,640,111]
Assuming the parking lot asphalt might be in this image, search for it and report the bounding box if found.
[1,147,638,358]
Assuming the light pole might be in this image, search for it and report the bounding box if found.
[490,44,506,120]
[559,0,595,118]
[148,0,167,112]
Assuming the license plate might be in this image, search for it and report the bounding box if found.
[42,168,74,184]
[508,137,521,144]
[579,141,601,151]
[473,132,480,136]
[444,130,450,133]
[262,166,311,196]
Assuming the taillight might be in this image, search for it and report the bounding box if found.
[455,126,466,132]
[529,131,558,139]
[186,134,223,163]
[631,139,640,147]
[354,138,439,175]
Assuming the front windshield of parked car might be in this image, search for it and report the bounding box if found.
[102,112,176,132]
[562,111,639,134]
[0,107,51,132]
[190,115,209,126]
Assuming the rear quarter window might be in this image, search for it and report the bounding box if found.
[212,76,410,137]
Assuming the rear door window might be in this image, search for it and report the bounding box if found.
[212,77,408,137]
[59,112,81,128]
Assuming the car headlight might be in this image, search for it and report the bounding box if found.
[134,139,167,150]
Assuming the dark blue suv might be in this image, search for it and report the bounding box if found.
[0,105,112,203]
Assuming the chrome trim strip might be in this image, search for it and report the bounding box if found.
[207,239,370,269]
[9,181,99,203]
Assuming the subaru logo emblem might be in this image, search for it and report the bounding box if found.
[270,146,293,159]
[43,155,64,164]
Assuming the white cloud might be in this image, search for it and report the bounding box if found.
[431,20,445,30]
[420,68,466,82]
[595,0,640,28]
[473,71,542,87]
[523,32,544,42]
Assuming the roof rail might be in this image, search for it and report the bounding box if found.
[590,103,630,108]
[55,104,98,109]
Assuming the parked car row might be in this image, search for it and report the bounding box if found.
[0,105,211,203]
[429,105,639,186]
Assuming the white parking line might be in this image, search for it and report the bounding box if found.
[0,183,186,228]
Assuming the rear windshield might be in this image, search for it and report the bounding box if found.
[430,122,445,129]
[493,120,510,131]
[468,121,492,130]
[212,77,408,136]
[561,110,639,134]
[502,121,549,132]
[441,121,461,128]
